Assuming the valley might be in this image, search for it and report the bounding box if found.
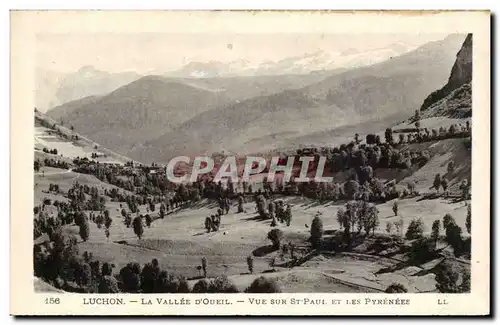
[33,33,473,295]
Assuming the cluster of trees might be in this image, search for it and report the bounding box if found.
[254,195,293,227]
[35,158,69,171]
[430,173,470,200]
[34,227,282,293]
[383,118,471,145]
[89,210,113,239]
[42,147,59,155]
[67,182,107,211]
[336,200,380,249]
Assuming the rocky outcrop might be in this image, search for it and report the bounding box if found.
[421,34,472,111]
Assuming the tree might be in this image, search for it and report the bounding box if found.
[104,215,112,229]
[102,262,113,276]
[267,229,284,249]
[407,182,415,195]
[362,204,379,235]
[447,161,455,174]
[392,201,398,216]
[246,256,254,274]
[255,194,268,219]
[34,160,41,172]
[466,204,471,234]
[204,217,212,233]
[79,220,90,242]
[237,196,244,213]
[145,214,152,227]
[354,133,360,144]
[201,257,207,278]
[431,220,441,247]
[385,283,408,293]
[386,222,393,234]
[405,218,424,240]
[140,259,160,293]
[441,178,448,195]
[285,205,292,226]
[394,217,404,237]
[398,133,405,144]
[459,179,470,200]
[344,180,360,200]
[385,128,393,144]
[245,276,282,293]
[310,215,324,249]
[433,174,442,192]
[446,223,463,256]
[132,216,144,239]
[119,263,141,293]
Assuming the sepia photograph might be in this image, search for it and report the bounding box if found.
[10,10,490,316]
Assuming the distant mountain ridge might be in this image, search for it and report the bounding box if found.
[49,34,467,164]
[36,66,142,112]
[128,34,466,163]
[166,42,417,78]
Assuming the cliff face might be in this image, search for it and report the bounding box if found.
[421,34,472,111]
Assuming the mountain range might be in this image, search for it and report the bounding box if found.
[165,42,417,78]
[37,40,417,112]
[47,34,467,164]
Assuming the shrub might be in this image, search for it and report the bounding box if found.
[98,275,120,293]
[245,276,282,293]
[405,218,424,240]
[385,283,408,293]
[155,271,189,293]
[208,276,239,293]
[435,261,469,293]
[407,238,435,264]
[267,229,284,249]
[192,279,210,293]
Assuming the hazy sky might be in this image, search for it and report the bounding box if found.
[36,33,450,74]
